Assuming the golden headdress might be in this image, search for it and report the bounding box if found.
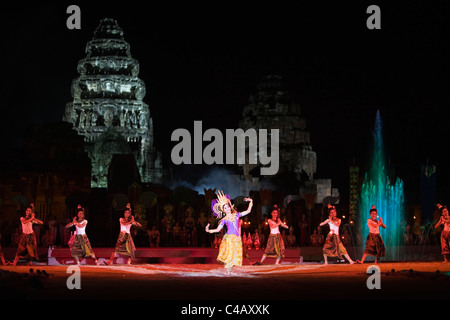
[211,190,234,217]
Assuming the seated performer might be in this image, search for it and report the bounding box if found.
[435,204,450,263]
[12,203,43,266]
[65,205,99,265]
[319,204,355,265]
[205,191,253,275]
[357,205,386,264]
[257,209,288,265]
[108,203,142,265]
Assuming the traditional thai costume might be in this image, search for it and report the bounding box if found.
[322,220,347,259]
[441,230,450,255]
[112,219,136,260]
[440,216,450,257]
[436,205,450,260]
[70,220,97,262]
[264,220,285,259]
[217,212,243,269]
[363,219,386,260]
[210,191,246,269]
[15,218,39,262]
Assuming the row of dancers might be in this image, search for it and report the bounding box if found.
[205,191,387,274]
[206,194,450,274]
[1,193,449,270]
[0,204,141,266]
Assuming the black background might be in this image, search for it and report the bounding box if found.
[1,1,449,205]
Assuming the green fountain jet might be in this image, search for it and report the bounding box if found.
[359,110,405,261]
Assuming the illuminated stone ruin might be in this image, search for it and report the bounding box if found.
[238,75,338,204]
[63,18,163,188]
[239,75,317,182]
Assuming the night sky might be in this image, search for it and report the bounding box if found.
[1,1,449,205]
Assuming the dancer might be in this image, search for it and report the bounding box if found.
[257,209,288,265]
[65,205,99,265]
[108,204,142,265]
[12,203,43,266]
[357,205,386,264]
[205,191,253,275]
[435,204,450,263]
[319,204,355,265]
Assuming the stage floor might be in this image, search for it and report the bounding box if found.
[1,261,449,301]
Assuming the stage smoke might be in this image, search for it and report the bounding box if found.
[167,166,275,199]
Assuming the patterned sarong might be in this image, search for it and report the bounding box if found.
[16,233,38,260]
[217,234,243,269]
[363,233,385,259]
[114,232,136,259]
[323,233,347,258]
[441,230,450,255]
[264,233,285,259]
[70,234,96,259]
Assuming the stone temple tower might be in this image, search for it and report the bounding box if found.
[63,18,163,188]
[239,75,317,183]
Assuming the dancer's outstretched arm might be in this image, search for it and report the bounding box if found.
[279,219,289,229]
[240,198,253,217]
[205,223,223,234]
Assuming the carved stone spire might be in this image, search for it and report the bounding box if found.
[239,75,317,182]
[63,18,163,188]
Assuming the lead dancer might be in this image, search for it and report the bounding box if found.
[357,205,386,264]
[65,205,99,265]
[108,204,142,265]
[205,191,253,275]
[12,203,43,266]
[435,204,450,263]
[319,204,355,265]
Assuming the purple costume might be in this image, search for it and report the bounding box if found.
[219,212,241,236]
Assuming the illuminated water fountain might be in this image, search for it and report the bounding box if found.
[359,110,405,261]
